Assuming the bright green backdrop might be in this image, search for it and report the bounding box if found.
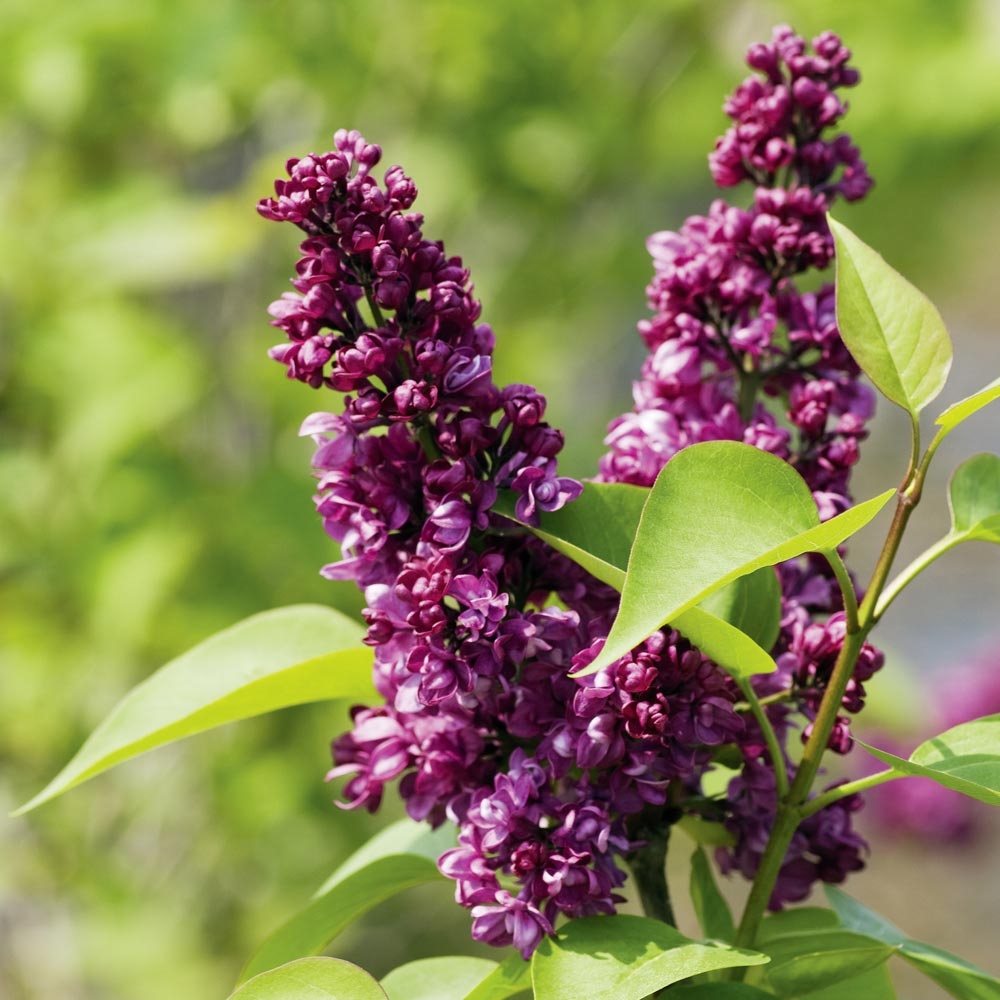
[2,2,999,997]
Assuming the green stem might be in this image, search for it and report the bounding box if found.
[875,532,962,621]
[823,548,859,633]
[733,443,928,954]
[799,769,898,818]
[739,679,789,798]
[628,825,675,927]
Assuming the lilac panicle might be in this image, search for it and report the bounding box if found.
[262,26,882,956]
[598,25,880,902]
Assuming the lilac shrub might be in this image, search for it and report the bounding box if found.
[256,27,911,955]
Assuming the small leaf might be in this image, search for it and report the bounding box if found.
[227,957,387,1000]
[761,929,896,997]
[949,453,1000,543]
[15,605,375,814]
[826,886,1000,1000]
[936,377,1000,435]
[856,713,1000,807]
[690,847,735,942]
[241,854,444,982]
[530,914,768,1000]
[381,957,499,1000]
[829,216,952,415]
[580,442,893,676]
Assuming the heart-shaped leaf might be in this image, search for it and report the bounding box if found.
[829,216,952,416]
[530,914,768,1000]
[580,441,893,676]
[826,887,1000,999]
[497,479,782,680]
[856,713,1000,807]
[949,453,1000,543]
[16,605,375,814]
[228,957,387,1000]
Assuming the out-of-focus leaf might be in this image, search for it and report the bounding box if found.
[314,818,455,897]
[690,847,735,942]
[829,216,952,415]
[15,605,374,814]
[241,854,444,982]
[530,914,768,1000]
[227,957,387,999]
[381,957,499,1000]
[826,887,1000,999]
[948,454,1000,543]
[760,929,896,997]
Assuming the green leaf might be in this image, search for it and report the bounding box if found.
[677,814,736,848]
[227,957,387,1000]
[826,886,1000,999]
[935,377,1000,437]
[579,442,894,676]
[829,215,952,415]
[381,957,499,1000]
[760,929,896,997]
[669,986,773,999]
[495,481,649,591]
[670,605,778,679]
[314,817,456,897]
[856,713,1000,807]
[797,962,896,999]
[241,854,444,982]
[757,908,839,942]
[949,453,1000,543]
[464,955,533,1000]
[699,567,782,653]
[690,847,735,942]
[530,914,768,1000]
[498,477,781,680]
[15,605,375,814]
[382,954,530,1000]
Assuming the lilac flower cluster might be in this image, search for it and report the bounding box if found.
[260,26,885,952]
[260,131,743,956]
[597,26,883,907]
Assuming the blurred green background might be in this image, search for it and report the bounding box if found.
[2,1,999,997]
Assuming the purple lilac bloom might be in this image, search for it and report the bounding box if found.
[597,25,880,902]
[262,26,881,955]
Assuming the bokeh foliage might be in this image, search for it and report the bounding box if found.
[2,1,998,997]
